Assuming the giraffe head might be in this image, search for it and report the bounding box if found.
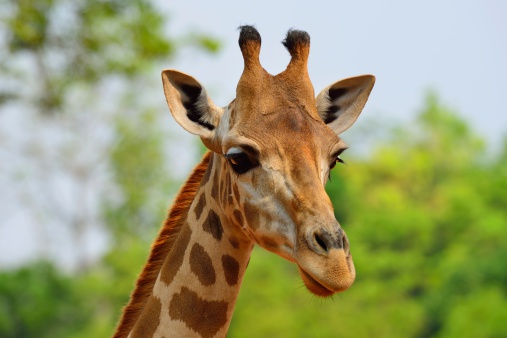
[161,26,374,297]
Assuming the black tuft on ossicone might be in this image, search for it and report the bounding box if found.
[238,25,261,48]
[282,29,310,54]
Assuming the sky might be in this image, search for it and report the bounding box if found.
[163,0,507,150]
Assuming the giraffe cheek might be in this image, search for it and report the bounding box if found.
[243,202,260,230]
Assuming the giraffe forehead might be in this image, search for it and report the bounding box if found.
[225,104,341,163]
[236,68,317,117]
[223,71,334,156]
[236,82,316,118]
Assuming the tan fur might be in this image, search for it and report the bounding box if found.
[113,152,211,338]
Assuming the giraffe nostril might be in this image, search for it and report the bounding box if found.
[314,232,328,253]
[308,228,348,255]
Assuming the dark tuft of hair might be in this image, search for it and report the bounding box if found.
[238,25,261,48]
[282,29,310,53]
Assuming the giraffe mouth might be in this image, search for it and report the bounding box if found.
[296,249,356,297]
[298,267,335,297]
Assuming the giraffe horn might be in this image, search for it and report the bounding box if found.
[282,29,311,71]
[238,25,262,71]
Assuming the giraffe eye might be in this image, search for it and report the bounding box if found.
[225,151,257,174]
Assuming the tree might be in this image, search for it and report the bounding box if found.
[0,263,92,338]
[0,0,219,269]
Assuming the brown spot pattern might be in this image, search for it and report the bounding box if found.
[160,226,192,285]
[219,177,224,205]
[203,210,223,241]
[227,189,233,205]
[194,192,206,220]
[169,287,229,338]
[264,211,274,230]
[227,174,233,205]
[189,243,216,286]
[221,173,229,206]
[201,155,213,186]
[194,191,206,220]
[222,255,240,286]
[261,236,279,250]
[232,184,240,203]
[283,241,294,250]
[211,172,219,199]
[130,296,162,336]
[243,202,259,230]
[229,237,240,249]
[233,209,244,226]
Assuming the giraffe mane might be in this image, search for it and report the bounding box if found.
[113,151,212,338]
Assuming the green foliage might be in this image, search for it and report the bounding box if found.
[91,109,176,335]
[104,109,174,241]
[0,0,220,112]
[0,263,92,338]
[6,0,54,51]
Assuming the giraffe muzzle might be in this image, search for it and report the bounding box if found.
[295,225,356,297]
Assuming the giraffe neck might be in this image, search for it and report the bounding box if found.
[128,152,254,338]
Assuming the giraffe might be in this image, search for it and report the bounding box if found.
[113,25,375,338]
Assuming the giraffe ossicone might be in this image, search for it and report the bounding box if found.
[114,25,375,338]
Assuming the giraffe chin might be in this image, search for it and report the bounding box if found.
[296,250,356,297]
[298,267,335,297]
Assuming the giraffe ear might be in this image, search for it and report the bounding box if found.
[161,69,224,143]
[316,75,375,135]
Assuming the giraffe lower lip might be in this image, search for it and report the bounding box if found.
[298,267,334,297]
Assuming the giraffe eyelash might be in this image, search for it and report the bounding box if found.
[329,154,346,170]
[328,150,348,180]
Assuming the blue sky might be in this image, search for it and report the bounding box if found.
[164,0,507,150]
